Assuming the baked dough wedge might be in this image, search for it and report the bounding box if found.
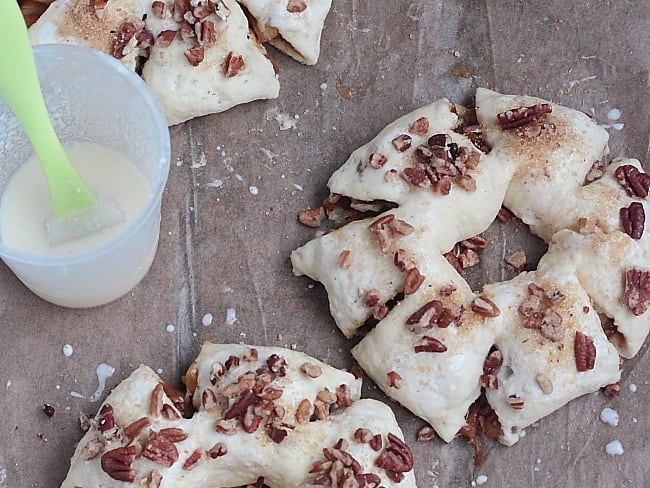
[142,0,280,125]
[238,0,332,65]
[61,343,417,487]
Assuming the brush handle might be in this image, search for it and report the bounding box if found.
[0,1,96,219]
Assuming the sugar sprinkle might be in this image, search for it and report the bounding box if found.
[629,383,637,393]
[202,313,213,326]
[166,324,175,333]
[63,344,73,357]
[225,308,237,326]
[606,108,621,121]
[600,407,619,427]
[605,440,624,456]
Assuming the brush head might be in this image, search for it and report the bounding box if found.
[46,195,125,246]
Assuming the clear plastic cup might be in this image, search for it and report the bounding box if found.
[0,44,170,307]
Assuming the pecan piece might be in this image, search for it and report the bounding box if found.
[149,383,164,417]
[496,103,552,129]
[184,46,205,67]
[182,449,203,470]
[505,250,527,270]
[615,165,650,198]
[224,52,245,77]
[208,442,228,458]
[416,425,436,441]
[622,268,650,315]
[369,433,383,451]
[151,1,165,18]
[266,424,288,443]
[224,389,255,419]
[295,398,312,424]
[402,167,430,188]
[354,428,373,443]
[300,362,323,378]
[287,0,307,12]
[368,152,387,169]
[620,202,645,239]
[97,404,115,433]
[414,335,447,353]
[386,371,403,389]
[403,267,425,295]
[200,19,217,46]
[409,117,430,135]
[124,417,150,440]
[110,22,137,59]
[336,384,353,408]
[405,299,443,330]
[479,350,502,390]
[101,446,137,482]
[471,296,500,317]
[535,373,553,394]
[375,433,414,483]
[338,250,352,268]
[156,29,176,48]
[298,207,325,228]
[143,431,180,468]
[391,134,412,152]
[144,470,163,488]
[507,394,525,410]
[585,160,605,183]
[574,331,596,372]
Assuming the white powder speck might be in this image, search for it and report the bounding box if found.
[476,475,488,485]
[63,344,73,357]
[235,174,243,182]
[55,384,60,390]
[629,383,637,392]
[518,429,527,438]
[5,381,10,390]
[320,82,328,90]
[600,407,620,426]
[70,391,85,399]
[156,368,163,374]
[175,159,183,166]
[249,186,259,195]
[0,467,6,486]
[612,123,624,130]
[88,363,115,402]
[607,108,621,121]
[471,482,476,487]
[225,308,237,326]
[166,324,175,333]
[293,183,303,191]
[202,313,213,326]
[632,417,637,423]
[275,113,297,131]
[605,440,624,456]
[190,152,207,169]
[207,179,223,188]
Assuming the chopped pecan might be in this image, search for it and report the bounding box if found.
[375,433,414,483]
[471,296,500,317]
[363,289,380,308]
[136,29,154,50]
[615,165,650,198]
[144,469,163,488]
[405,299,443,331]
[143,431,180,468]
[193,4,211,18]
[456,174,476,192]
[224,52,245,77]
[243,348,259,362]
[110,22,137,59]
[444,250,464,274]
[295,398,312,424]
[535,373,553,394]
[373,303,389,320]
[410,117,430,135]
[585,160,605,183]
[208,442,228,458]
[540,309,565,342]
[200,19,217,46]
[403,267,425,295]
[151,1,165,18]
[97,404,116,433]
[298,207,325,228]
[393,248,414,272]
[101,446,136,482]
[182,449,203,470]
[149,383,164,417]
[497,206,513,223]
[428,133,449,148]
[414,335,447,353]
[42,403,55,417]
[459,248,480,268]
[210,361,226,384]
[202,388,219,410]
[354,428,373,443]
[574,331,596,372]
[81,438,105,460]
[369,434,383,452]
[162,382,186,416]
[266,354,287,376]
[124,417,150,440]
[479,350,502,390]
[183,10,196,24]
[336,384,353,408]
[93,0,108,9]
[173,0,191,20]
[402,167,430,188]
[300,362,323,378]
[392,134,412,152]
[161,404,181,420]
[461,236,488,250]
[287,0,307,12]
[507,394,525,410]
[620,202,645,239]
[603,383,621,397]
[338,250,352,268]
[184,46,205,67]
[156,29,176,48]
[179,21,195,41]
[368,152,388,169]
[622,268,650,315]
[386,371,403,389]
[416,425,436,441]
[224,389,255,419]
[496,103,552,129]
[215,419,237,434]
[266,424,288,443]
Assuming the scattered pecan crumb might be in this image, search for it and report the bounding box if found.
[338,249,352,268]
[603,383,620,397]
[298,207,325,228]
[42,403,55,417]
[505,250,527,270]
[409,117,430,135]
[184,46,205,67]
[369,152,388,169]
[224,52,245,77]
[416,425,436,442]
[392,134,412,152]
[386,371,403,389]
[471,296,500,317]
[286,0,307,12]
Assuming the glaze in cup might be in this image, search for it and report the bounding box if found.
[0,44,170,307]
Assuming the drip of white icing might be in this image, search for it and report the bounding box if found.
[88,363,115,402]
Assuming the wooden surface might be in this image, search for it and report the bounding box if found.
[1,1,649,486]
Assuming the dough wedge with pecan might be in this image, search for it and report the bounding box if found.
[61,343,416,487]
